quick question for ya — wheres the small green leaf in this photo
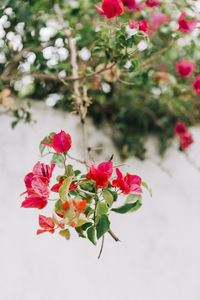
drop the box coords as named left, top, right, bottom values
left=111, top=200, right=142, bottom=214
left=96, top=214, right=110, bottom=240
left=65, top=164, right=74, bottom=176
left=55, top=199, right=63, bottom=214
left=51, top=153, right=65, bottom=168
left=74, top=170, right=81, bottom=176
left=97, top=202, right=108, bottom=216
left=82, top=222, right=93, bottom=231
left=87, top=226, right=96, bottom=245
left=11, top=120, right=18, bottom=129
left=59, top=229, right=70, bottom=240
left=75, top=227, right=86, bottom=238
left=125, top=194, right=142, bottom=204
left=59, top=177, right=72, bottom=202
left=102, top=190, right=113, bottom=207
left=141, top=181, right=152, bottom=197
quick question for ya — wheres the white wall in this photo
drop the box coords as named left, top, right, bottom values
left=1, top=102, right=200, bottom=300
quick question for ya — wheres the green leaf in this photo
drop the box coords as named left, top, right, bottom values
left=11, top=120, right=18, bottom=129
left=39, top=135, right=53, bottom=156
left=141, top=181, right=152, bottom=197
left=49, top=132, right=56, bottom=138
left=59, top=177, right=72, bottom=202
left=102, top=190, right=113, bottom=207
left=75, top=227, right=86, bottom=238
left=59, top=229, right=70, bottom=240
left=125, top=194, right=142, bottom=204
left=87, top=226, right=96, bottom=245
left=82, top=222, right=93, bottom=231
left=97, top=202, right=108, bottom=216
left=65, top=164, right=74, bottom=176
left=111, top=200, right=142, bottom=214
left=55, top=199, right=63, bottom=214
left=51, top=153, right=65, bottom=168
left=96, top=214, right=110, bottom=240
left=74, top=170, right=81, bottom=176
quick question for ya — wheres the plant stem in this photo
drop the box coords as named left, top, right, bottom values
left=108, top=229, right=120, bottom=242
left=98, top=235, right=105, bottom=259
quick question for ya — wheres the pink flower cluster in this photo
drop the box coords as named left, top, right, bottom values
left=86, top=161, right=142, bottom=194
left=21, top=131, right=144, bottom=236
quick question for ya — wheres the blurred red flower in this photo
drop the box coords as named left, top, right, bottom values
left=95, top=0, right=124, bottom=19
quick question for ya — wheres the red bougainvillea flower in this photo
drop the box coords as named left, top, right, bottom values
left=37, top=215, right=55, bottom=235
left=145, top=0, right=160, bottom=7
left=129, top=19, right=148, bottom=34
left=72, top=199, right=87, bottom=212
left=112, top=168, right=142, bottom=195
left=192, top=74, right=200, bottom=95
left=175, top=122, right=187, bottom=135
left=180, top=133, right=194, bottom=151
left=178, top=12, right=197, bottom=33
left=175, top=122, right=194, bottom=151
left=176, top=60, right=196, bottom=78
left=42, top=130, right=71, bottom=153
left=51, top=177, right=77, bottom=193
left=21, top=162, right=54, bottom=209
left=95, top=0, right=124, bottom=19
left=122, top=0, right=135, bottom=10
left=149, top=12, right=170, bottom=30
left=86, top=161, right=113, bottom=188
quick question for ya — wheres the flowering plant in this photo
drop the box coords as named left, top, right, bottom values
left=21, top=130, right=151, bottom=257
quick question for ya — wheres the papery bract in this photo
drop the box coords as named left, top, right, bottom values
left=112, top=168, right=142, bottom=195
left=86, top=161, right=113, bottom=188
left=95, top=0, right=124, bottom=19
left=33, top=161, right=55, bottom=181
left=149, top=12, right=170, bottom=30
left=192, top=74, right=200, bottom=96
left=21, top=195, right=48, bottom=209
left=129, top=19, right=148, bottom=34
left=177, top=60, right=196, bottom=78
left=42, top=130, right=71, bottom=153
left=37, top=215, right=55, bottom=235
left=178, top=12, right=197, bottom=33
left=145, top=0, right=160, bottom=7
left=21, top=162, right=54, bottom=209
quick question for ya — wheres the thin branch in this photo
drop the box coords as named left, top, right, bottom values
left=140, top=39, right=176, bottom=69
left=98, top=235, right=105, bottom=259
left=108, top=229, right=120, bottom=242
left=66, top=153, right=87, bottom=165
left=118, top=78, right=135, bottom=86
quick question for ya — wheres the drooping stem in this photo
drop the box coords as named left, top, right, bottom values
left=98, top=235, right=105, bottom=259
left=108, top=229, right=120, bottom=242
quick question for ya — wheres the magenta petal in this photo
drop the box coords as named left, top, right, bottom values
left=125, top=174, right=142, bottom=186
left=24, top=172, right=34, bottom=189
left=21, top=196, right=47, bottom=209
left=31, top=177, right=49, bottom=198
left=129, top=185, right=143, bottom=194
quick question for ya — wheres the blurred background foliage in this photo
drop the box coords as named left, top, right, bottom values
left=0, top=0, right=200, bottom=159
